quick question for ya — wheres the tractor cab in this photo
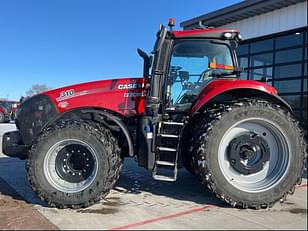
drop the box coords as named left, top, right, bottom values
left=137, top=19, right=243, bottom=180
left=139, top=20, right=242, bottom=117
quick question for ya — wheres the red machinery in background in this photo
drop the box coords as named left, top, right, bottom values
left=0, top=99, right=20, bottom=122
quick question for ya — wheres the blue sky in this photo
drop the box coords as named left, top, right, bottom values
left=0, top=0, right=242, bottom=100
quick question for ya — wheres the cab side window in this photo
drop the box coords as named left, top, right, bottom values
left=167, top=40, right=233, bottom=108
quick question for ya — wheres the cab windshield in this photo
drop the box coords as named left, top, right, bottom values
left=167, top=40, right=235, bottom=106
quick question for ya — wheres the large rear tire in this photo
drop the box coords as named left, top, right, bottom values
left=193, top=98, right=306, bottom=209
left=26, top=120, right=122, bottom=209
left=182, top=115, right=209, bottom=176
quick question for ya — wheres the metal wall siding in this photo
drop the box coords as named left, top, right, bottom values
left=220, top=2, right=307, bottom=40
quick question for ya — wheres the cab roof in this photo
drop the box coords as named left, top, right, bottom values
left=171, top=29, right=240, bottom=39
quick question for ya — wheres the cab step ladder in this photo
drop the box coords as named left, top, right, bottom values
left=152, top=121, right=184, bottom=182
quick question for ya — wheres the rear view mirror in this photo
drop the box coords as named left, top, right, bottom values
left=137, top=48, right=150, bottom=77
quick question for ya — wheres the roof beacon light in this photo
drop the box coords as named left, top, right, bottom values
left=168, top=18, right=175, bottom=31
left=224, top=32, right=232, bottom=39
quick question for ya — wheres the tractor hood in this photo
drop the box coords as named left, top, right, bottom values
left=44, top=77, right=146, bottom=116
left=15, top=77, right=146, bottom=145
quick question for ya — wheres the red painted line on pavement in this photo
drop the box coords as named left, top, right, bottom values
left=110, top=182, right=307, bottom=230
left=296, top=183, right=308, bottom=189
left=109, top=205, right=217, bottom=230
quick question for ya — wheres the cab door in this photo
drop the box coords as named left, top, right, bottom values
left=165, top=39, right=235, bottom=113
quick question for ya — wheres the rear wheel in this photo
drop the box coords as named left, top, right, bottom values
left=182, top=115, right=208, bottom=176
left=27, top=120, right=122, bottom=208
left=193, top=98, right=306, bottom=208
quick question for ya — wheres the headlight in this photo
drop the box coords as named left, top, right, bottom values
left=224, top=32, right=232, bottom=38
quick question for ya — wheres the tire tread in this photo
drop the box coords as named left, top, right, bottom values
left=190, top=98, right=307, bottom=209
left=26, top=119, right=122, bottom=209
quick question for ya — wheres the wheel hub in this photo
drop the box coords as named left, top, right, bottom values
left=55, top=144, right=95, bottom=183
left=227, top=133, right=270, bottom=175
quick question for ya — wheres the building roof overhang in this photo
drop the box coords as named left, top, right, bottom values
left=181, top=0, right=306, bottom=29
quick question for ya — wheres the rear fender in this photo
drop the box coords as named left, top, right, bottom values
left=190, top=80, right=292, bottom=115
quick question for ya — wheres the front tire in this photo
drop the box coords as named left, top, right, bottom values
left=193, top=98, right=306, bottom=209
left=27, top=120, right=122, bottom=208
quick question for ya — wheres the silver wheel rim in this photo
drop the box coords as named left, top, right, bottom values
left=218, top=118, right=290, bottom=193
left=43, top=139, right=98, bottom=193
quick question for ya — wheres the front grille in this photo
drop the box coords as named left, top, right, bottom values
left=17, top=94, right=58, bottom=145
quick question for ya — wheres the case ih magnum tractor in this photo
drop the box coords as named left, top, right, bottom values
left=2, top=20, right=306, bottom=209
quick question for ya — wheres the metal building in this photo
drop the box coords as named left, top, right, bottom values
left=181, top=0, right=307, bottom=129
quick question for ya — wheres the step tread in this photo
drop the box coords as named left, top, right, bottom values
left=156, top=160, right=176, bottom=166
left=159, top=134, right=179, bottom=138
left=161, top=121, right=184, bottom=126
left=157, top=147, right=177, bottom=152
left=152, top=175, right=177, bottom=182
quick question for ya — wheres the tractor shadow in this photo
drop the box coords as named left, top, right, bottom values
left=0, top=156, right=47, bottom=207
left=114, top=158, right=228, bottom=208
left=0, top=155, right=227, bottom=209
left=0, top=155, right=306, bottom=210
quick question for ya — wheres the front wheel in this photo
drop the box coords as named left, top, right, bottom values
left=194, top=98, right=306, bottom=209
left=27, top=120, right=122, bottom=209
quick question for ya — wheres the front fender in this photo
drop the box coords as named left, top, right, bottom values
left=42, top=107, right=135, bottom=157
left=15, top=94, right=59, bottom=145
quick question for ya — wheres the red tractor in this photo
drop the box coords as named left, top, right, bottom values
left=0, top=99, right=19, bottom=122
left=0, top=101, right=11, bottom=123
left=2, top=20, right=306, bottom=209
